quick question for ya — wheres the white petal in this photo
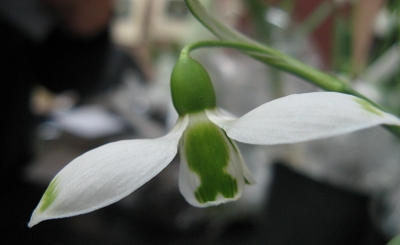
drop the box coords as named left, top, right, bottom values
left=227, top=137, right=257, bottom=185
left=238, top=152, right=257, bottom=185
left=207, top=92, right=400, bottom=145
left=28, top=116, right=188, bottom=227
left=178, top=113, right=247, bottom=207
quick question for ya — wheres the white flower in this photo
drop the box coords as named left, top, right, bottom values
left=28, top=57, right=400, bottom=227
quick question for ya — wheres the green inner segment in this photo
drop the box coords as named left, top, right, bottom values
left=184, top=122, right=238, bottom=203
left=39, top=177, right=60, bottom=212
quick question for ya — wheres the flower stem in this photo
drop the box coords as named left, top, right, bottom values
left=183, top=40, right=376, bottom=106
left=183, top=0, right=400, bottom=138
left=181, top=40, right=400, bottom=138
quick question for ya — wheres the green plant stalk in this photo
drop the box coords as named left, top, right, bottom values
left=183, top=0, right=400, bottom=138
left=184, top=0, right=259, bottom=45
left=183, top=1, right=357, bottom=98
left=184, top=40, right=375, bottom=105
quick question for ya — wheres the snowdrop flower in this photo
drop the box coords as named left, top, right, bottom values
left=28, top=55, right=400, bottom=227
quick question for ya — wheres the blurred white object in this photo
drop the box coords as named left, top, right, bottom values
left=265, top=7, right=290, bottom=29
left=53, top=105, right=125, bottom=139
left=111, top=0, right=148, bottom=47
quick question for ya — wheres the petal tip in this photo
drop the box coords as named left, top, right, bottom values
left=27, top=210, right=42, bottom=228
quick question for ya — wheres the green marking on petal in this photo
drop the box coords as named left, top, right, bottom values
left=39, top=177, right=60, bottom=212
left=354, top=98, right=383, bottom=116
left=184, top=120, right=238, bottom=203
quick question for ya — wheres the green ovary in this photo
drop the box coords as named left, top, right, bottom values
left=184, top=121, right=238, bottom=203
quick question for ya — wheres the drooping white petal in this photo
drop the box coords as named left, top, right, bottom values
left=207, top=92, right=400, bottom=145
left=28, top=116, right=188, bottom=227
left=236, top=148, right=257, bottom=185
left=226, top=136, right=257, bottom=185
left=178, top=112, right=248, bottom=207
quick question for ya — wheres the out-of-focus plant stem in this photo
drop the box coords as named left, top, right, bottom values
left=298, top=0, right=338, bottom=37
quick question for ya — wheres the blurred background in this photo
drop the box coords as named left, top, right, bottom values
left=1, top=0, right=399, bottom=244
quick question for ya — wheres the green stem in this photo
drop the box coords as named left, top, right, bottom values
left=183, top=0, right=400, bottom=138
left=182, top=40, right=400, bottom=138
left=183, top=0, right=367, bottom=101
left=183, top=40, right=378, bottom=107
